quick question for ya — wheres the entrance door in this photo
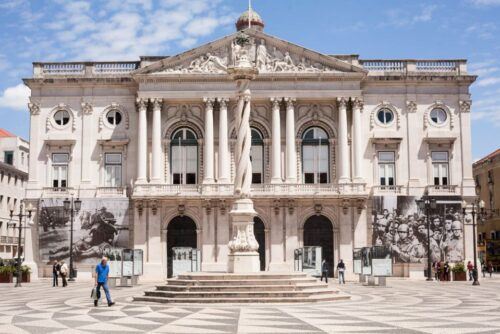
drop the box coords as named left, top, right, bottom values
left=254, top=217, right=266, bottom=271
left=303, top=215, right=334, bottom=276
left=167, top=216, right=197, bottom=278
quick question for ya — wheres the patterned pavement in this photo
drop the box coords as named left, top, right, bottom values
left=0, top=276, right=499, bottom=333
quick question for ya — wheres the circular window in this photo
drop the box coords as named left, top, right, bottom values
left=54, top=110, right=70, bottom=126
left=377, top=108, right=394, bottom=125
left=106, top=110, right=122, bottom=126
left=430, top=108, right=447, bottom=125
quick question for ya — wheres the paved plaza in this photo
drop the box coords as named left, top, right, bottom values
left=0, top=277, right=499, bottom=334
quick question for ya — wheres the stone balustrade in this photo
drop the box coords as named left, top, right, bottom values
left=360, top=59, right=467, bottom=75
left=33, top=62, right=139, bottom=78
left=425, top=184, right=459, bottom=196
left=372, top=185, right=405, bottom=195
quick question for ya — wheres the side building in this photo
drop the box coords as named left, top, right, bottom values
left=474, top=149, right=500, bottom=271
left=0, top=129, right=29, bottom=260
left=23, top=10, right=478, bottom=280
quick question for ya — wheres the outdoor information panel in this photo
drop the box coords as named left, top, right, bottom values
left=172, top=247, right=201, bottom=277
left=371, top=246, right=393, bottom=277
left=294, top=247, right=322, bottom=276
left=361, top=247, right=372, bottom=275
left=122, top=249, right=134, bottom=277
left=133, top=249, right=143, bottom=276
left=104, top=248, right=123, bottom=278
left=353, top=248, right=362, bottom=274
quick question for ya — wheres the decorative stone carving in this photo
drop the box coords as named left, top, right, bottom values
left=352, top=98, right=364, bottom=112
left=136, top=98, right=148, bottom=111
left=288, top=199, right=295, bottom=215
left=81, top=102, right=93, bottom=115
left=459, top=100, right=471, bottom=113
left=228, top=218, right=259, bottom=252
left=28, top=101, right=40, bottom=115
left=406, top=100, right=417, bottom=113
left=150, top=200, right=159, bottom=215
left=178, top=204, right=186, bottom=216
left=136, top=201, right=144, bottom=216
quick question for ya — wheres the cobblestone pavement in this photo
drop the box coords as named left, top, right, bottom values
left=1, top=276, right=500, bottom=333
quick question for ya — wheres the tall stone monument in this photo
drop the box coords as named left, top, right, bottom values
left=227, top=33, right=260, bottom=273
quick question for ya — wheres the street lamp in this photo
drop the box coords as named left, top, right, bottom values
left=8, top=201, right=33, bottom=287
left=63, top=197, right=81, bottom=282
left=416, top=197, right=437, bottom=281
left=461, top=199, right=484, bottom=286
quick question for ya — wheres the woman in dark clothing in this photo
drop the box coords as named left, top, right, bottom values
left=443, top=262, right=450, bottom=281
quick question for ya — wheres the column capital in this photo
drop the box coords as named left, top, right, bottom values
left=203, top=97, right=215, bottom=107
left=285, top=97, right=296, bottom=109
left=150, top=98, right=163, bottom=111
left=136, top=97, right=148, bottom=111
left=218, top=98, right=229, bottom=108
left=81, top=102, right=93, bottom=115
left=337, top=97, right=348, bottom=109
left=459, top=100, right=472, bottom=113
left=352, top=97, right=364, bottom=111
left=270, top=97, right=281, bottom=109
left=406, top=100, right=418, bottom=113
left=28, top=101, right=41, bottom=115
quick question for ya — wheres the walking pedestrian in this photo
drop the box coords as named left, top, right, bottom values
left=337, top=259, right=346, bottom=284
left=320, top=259, right=329, bottom=283
left=443, top=261, right=450, bottom=281
left=467, top=261, right=474, bottom=281
left=60, top=260, right=68, bottom=287
left=482, top=261, right=487, bottom=278
left=487, top=261, right=494, bottom=278
left=434, top=261, right=441, bottom=281
left=94, top=257, right=115, bottom=307
left=52, top=260, right=60, bottom=287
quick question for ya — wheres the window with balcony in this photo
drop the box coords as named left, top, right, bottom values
left=302, top=127, right=329, bottom=184
left=4, top=151, right=13, bottom=165
left=171, top=128, right=198, bottom=185
left=251, top=128, right=264, bottom=184
left=432, top=151, right=449, bottom=186
left=104, top=153, right=122, bottom=187
left=52, top=153, right=69, bottom=188
left=378, top=151, right=395, bottom=187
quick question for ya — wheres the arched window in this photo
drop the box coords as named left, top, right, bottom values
left=171, top=128, right=198, bottom=185
left=302, top=127, right=329, bottom=184
left=251, top=128, right=264, bottom=184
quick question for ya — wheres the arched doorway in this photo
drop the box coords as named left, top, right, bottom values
left=166, top=216, right=197, bottom=278
left=254, top=217, right=266, bottom=271
left=303, top=215, right=334, bottom=276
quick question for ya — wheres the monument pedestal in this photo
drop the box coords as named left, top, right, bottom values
left=227, top=198, right=261, bottom=273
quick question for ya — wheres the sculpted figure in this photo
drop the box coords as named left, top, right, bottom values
left=256, top=39, right=269, bottom=71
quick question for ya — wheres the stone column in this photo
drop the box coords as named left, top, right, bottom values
left=151, top=98, right=163, bottom=183
left=285, top=98, right=297, bottom=183
left=136, top=98, right=148, bottom=184
left=338, top=97, right=350, bottom=183
left=218, top=99, right=231, bottom=183
left=80, top=102, right=93, bottom=185
left=203, top=98, right=215, bottom=184
left=352, top=98, right=364, bottom=182
left=271, top=98, right=282, bottom=183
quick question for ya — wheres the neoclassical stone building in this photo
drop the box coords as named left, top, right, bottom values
left=24, top=10, right=477, bottom=280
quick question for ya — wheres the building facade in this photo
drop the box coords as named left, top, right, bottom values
left=474, top=149, right=500, bottom=270
left=0, top=129, right=29, bottom=260
left=24, top=11, right=478, bottom=280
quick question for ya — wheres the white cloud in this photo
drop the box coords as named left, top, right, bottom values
left=382, top=5, right=438, bottom=27
left=0, top=0, right=26, bottom=9
left=476, top=77, right=500, bottom=86
left=0, top=84, right=30, bottom=111
left=466, top=23, right=497, bottom=39
left=469, top=0, right=500, bottom=5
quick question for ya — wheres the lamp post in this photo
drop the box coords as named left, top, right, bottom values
left=63, top=197, right=82, bottom=282
left=416, top=197, right=437, bottom=281
left=8, top=202, right=33, bottom=287
left=461, top=199, right=484, bottom=286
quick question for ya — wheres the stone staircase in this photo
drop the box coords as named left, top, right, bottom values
left=134, top=272, right=349, bottom=304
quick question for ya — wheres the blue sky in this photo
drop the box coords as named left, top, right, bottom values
left=0, top=0, right=499, bottom=160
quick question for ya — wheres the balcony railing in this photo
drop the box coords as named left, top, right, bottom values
left=42, top=187, right=75, bottom=198
left=372, top=185, right=404, bottom=195
left=96, top=187, right=127, bottom=197
left=360, top=59, right=466, bottom=75
left=425, top=185, right=459, bottom=196
left=133, top=183, right=368, bottom=198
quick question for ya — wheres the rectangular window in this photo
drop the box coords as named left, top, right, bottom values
left=432, top=151, right=449, bottom=186
left=4, top=151, right=13, bottom=165
left=378, top=151, right=395, bottom=187
left=171, top=144, right=198, bottom=185
left=52, top=153, right=69, bottom=189
left=303, top=145, right=329, bottom=184
left=104, top=153, right=122, bottom=187
left=251, top=145, right=263, bottom=184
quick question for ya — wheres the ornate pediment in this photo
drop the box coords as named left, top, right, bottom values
left=134, top=30, right=366, bottom=77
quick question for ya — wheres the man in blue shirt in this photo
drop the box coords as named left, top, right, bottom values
left=94, top=257, right=115, bottom=307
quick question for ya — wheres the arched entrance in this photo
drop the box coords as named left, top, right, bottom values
left=166, top=216, right=197, bottom=278
left=254, top=217, right=266, bottom=271
left=303, top=215, right=334, bottom=276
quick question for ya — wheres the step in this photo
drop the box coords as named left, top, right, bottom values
left=156, top=283, right=329, bottom=292
left=134, top=294, right=350, bottom=304
left=177, top=273, right=308, bottom=280
left=166, top=278, right=319, bottom=286
left=144, top=289, right=336, bottom=299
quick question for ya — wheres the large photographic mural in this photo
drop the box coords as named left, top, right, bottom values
left=371, top=196, right=464, bottom=263
left=38, top=198, right=130, bottom=265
